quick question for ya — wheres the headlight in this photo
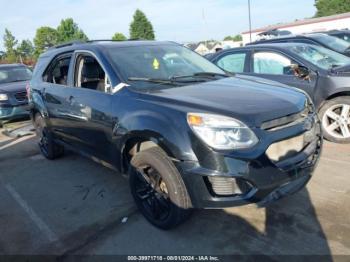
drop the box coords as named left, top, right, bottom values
left=187, top=113, right=258, bottom=150
left=0, top=94, right=8, bottom=101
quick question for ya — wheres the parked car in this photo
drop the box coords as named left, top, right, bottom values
left=0, top=64, right=32, bottom=127
left=29, top=40, right=322, bottom=229
left=324, top=30, right=350, bottom=43
left=209, top=43, right=350, bottom=143
left=249, top=33, right=350, bottom=57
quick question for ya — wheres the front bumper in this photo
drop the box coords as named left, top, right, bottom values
left=0, top=104, right=29, bottom=121
left=176, top=114, right=322, bottom=209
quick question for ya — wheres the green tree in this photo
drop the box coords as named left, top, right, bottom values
left=315, top=0, right=350, bottom=17
left=3, top=29, right=18, bottom=62
left=33, top=27, right=59, bottom=56
left=17, top=40, right=34, bottom=59
left=129, top=9, right=155, bottom=40
left=112, top=32, right=127, bottom=41
left=56, top=18, right=88, bottom=43
left=0, top=51, right=5, bottom=62
left=223, top=34, right=242, bottom=41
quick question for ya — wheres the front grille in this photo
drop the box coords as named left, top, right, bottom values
left=266, top=134, right=305, bottom=162
left=266, top=121, right=318, bottom=163
left=261, top=100, right=314, bottom=131
left=14, top=91, right=27, bottom=102
left=261, top=107, right=309, bottom=131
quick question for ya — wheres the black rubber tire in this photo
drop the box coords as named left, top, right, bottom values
left=319, top=96, right=350, bottom=144
left=34, top=113, right=64, bottom=159
left=0, top=121, right=3, bottom=128
left=129, top=147, right=192, bottom=230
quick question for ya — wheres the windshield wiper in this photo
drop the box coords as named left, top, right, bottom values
left=170, top=72, right=230, bottom=81
left=128, top=76, right=207, bottom=85
left=10, top=79, right=29, bottom=83
left=128, top=77, right=176, bottom=85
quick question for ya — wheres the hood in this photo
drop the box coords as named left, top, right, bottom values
left=0, top=81, right=28, bottom=93
left=137, top=77, right=307, bottom=127
left=331, top=64, right=350, bottom=75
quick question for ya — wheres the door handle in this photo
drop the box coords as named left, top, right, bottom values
left=67, top=95, right=74, bottom=103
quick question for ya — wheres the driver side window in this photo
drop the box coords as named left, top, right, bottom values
left=74, top=54, right=109, bottom=93
left=253, top=51, right=294, bottom=75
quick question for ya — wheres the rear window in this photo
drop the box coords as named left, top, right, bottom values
left=42, top=54, right=72, bottom=85
left=0, top=66, right=32, bottom=84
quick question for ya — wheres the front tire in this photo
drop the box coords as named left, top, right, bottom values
left=33, top=113, right=64, bottom=159
left=319, top=97, right=350, bottom=144
left=129, top=147, right=192, bottom=230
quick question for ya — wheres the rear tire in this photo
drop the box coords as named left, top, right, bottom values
left=319, top=97, right=350, bottom=144
left=33, top=113, right=64, bottom=159
left=129, top=147, right=192, bottom=230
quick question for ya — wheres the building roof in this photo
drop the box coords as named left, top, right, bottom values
left=242, top=12, right=350, bottom=34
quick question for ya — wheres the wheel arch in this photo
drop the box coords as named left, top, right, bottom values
left=120, top=134, right=181, bottom=174
left=318, top=90, right=350, bottom=111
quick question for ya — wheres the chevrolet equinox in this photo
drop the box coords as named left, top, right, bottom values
left=29, top=40, right=322, bottom=229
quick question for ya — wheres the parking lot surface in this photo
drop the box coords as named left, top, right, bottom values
left=0, top=120, right=349, bottom=258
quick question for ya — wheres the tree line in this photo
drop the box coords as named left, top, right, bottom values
left=0, top=9, right=155, bottom=65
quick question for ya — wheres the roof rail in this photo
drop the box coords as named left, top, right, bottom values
left=48, top=39, right=149, bottom=50
left=49, top=40, right=86, bottom=50
left=86, top=39, right=144, bottom=43
left=86, top=39, right=119, bottom=43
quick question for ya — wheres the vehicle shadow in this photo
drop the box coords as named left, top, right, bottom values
left=181, top=188, right=332, bottom=258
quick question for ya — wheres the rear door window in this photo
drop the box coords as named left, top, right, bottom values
left=43, top=54, right=72, bottom=85
left=216, top=52, right=247, bottom=73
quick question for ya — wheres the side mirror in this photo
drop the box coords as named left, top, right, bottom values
left=290, top=64, right=311, bottom=80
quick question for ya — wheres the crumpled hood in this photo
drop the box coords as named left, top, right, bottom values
left=138, top=77, right=307, bottom=127
left=331, top=64, right=350, bottom=75
left=0, top=81, right=28, bottom=93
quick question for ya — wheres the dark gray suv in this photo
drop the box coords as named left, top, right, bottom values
left=29, top=40, right=322, bottom=229
left=209, top=43, right=350, bottom=143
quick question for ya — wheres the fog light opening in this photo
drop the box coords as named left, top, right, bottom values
left=206, top=176, right=253, bottom=197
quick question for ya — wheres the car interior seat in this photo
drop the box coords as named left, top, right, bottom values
left=81, top=61, right=105, bottom=92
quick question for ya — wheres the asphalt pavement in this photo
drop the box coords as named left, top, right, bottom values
left=0, top=120, right=349, bottom=259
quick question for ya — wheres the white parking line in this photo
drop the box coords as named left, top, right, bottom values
left=0, top=135, right=34, bottom=151
left=5, top=184, right=63, bottom=248
left=321, top=157, right=350, bottom=165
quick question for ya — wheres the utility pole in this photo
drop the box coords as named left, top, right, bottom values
left=248, top=0, right=252, bottom=43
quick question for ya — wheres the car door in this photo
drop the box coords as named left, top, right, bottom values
left=40, top=52, right=76, bottom=137
left=249, top=49, right=317, bottom=98
left=62, top=51, right=116, bottom=163
left=213, top=50, right=250, bottom=75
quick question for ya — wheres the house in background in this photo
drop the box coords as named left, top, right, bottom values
left=241, top=12, right=350, bottom=45
left=185, top=40, right=243, bottom=55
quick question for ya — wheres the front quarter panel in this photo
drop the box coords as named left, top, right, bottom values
left=29, top=79, right=49, bottom=121
left=316, top=74, right=350, bottom=107
left=113, top=91, right=197, bottom=162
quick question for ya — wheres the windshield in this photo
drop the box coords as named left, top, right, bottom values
left=105, top=43, right=225, bottom=89
left=289, top=44, right=350, bottom=70
left=0, top=66, right=32, bottom=84
left=309, top=34, right=350, bottom=53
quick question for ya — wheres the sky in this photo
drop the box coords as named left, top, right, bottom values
left=0, top=0, right=316, bottom=50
